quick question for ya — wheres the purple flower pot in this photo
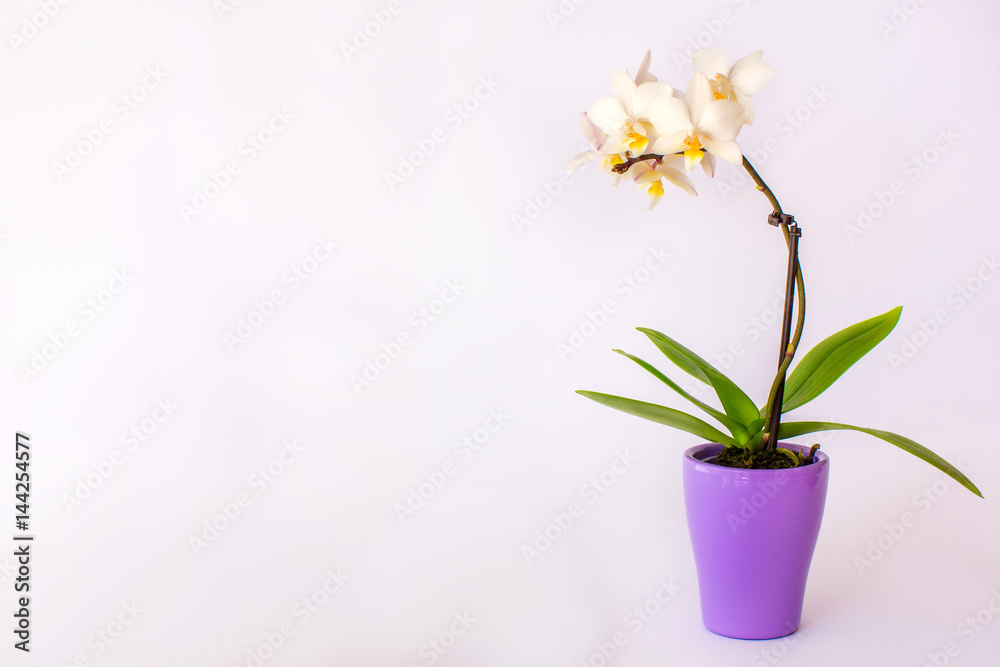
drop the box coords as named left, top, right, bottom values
left=682, top=442, right=829, bottom=639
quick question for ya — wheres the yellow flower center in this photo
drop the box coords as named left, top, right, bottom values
left=625, top=122, right=649, bottom=155
left=682, top=135, right=704, bottom=171
left=711, top=73, right=732, bottom=100
left=602, top=153, right=625, bottom=170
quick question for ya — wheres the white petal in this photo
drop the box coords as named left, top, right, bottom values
left=658, top=166, right=698, bottom=197
left=650, top=131, right=688, bottom=156
left=611, top=70, right=637, bottom=115
left=567, top=150, right=599, bottom=173
left=635, top=50, right=653, bottom=84
left=644, top=96, right=692, bottom=136
left=579, top=112, right=607, bottom=149
left=698, top=100, right=745, bottom=141
left=603, top=135, right=631, bottom=155
left=587, top=97, right=628, bottom=136
left=632, top=81, right=673, bottom=118
left=734, top=92, right=755, bottom=125
left=700, top=152, right=716, bottom=178
left=684, top=73, right=713, bottom=127
left=700, top=137, right=743, bottom=165
left=659, top=153, right=685, bottom=169
left=728, top=51, right=775, bottom=95
left=691, top=48, right=730, bottom=78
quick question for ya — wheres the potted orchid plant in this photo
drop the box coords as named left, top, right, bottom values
left=571, top=48, right=982, bottom=640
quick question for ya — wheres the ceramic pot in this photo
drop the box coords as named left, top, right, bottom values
left=682, top=442, right=829, bottom=639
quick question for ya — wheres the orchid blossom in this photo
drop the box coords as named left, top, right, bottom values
left=571, top=50, right=764, bottom=206
left=585, top=63, right=673, bottom=158
left=646, top=74, right=746, bottom=171
left=691, top=48, right=775, bottom=125
left=631, top=155, right=696, bottom=210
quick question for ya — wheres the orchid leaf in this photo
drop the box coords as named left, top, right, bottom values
left=782, top=307, right=902, bottom=413
left=576, top=391, right=736, bottom=446
left=612, top=349, right=750, bottom=443
left=637, top=328, right=760, bottom=428
left=777, top=421, right=982, bottom=497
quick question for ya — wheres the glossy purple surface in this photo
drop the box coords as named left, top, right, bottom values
left=682, top=442, right=830, bottom=639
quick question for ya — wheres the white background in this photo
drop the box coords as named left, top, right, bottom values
left=2, top=0, right=1000, bottom=665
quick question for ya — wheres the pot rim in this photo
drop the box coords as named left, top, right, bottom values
left=684, top=442, right=829, bottom=476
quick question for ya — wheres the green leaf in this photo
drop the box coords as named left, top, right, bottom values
left=782, top=307, right=902, bottom=413
left=637, top=328, right=760, bottom=427
left=612, top=349, right=749, bottom=442
left=576, top=391, right=735, bottom=446
left=777, top=421, right=982, bottom=498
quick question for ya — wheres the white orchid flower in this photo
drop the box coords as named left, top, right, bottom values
left=631, top=155, right=697, bottom=210
left=691, top=48, right=775, bottom=125
left=645, top=74, right=746, bottom=171
left=587, top=68, right=673, bottom=158
left=569, top=52, right=671, bottom=177
left=566, top=113, right=646, bottom=187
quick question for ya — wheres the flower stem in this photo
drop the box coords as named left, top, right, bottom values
left=610, top=151, right=806, bottom=449
left=741, top=156, right=783, bottom=214
left=611, top=153, right=662, bottom=173
left=741, top=157, right=807, bottom=450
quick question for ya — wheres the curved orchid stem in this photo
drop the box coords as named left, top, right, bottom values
left=742, top=156, right=807, bottom=450
left=612, top=151, right=807, bottom=450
